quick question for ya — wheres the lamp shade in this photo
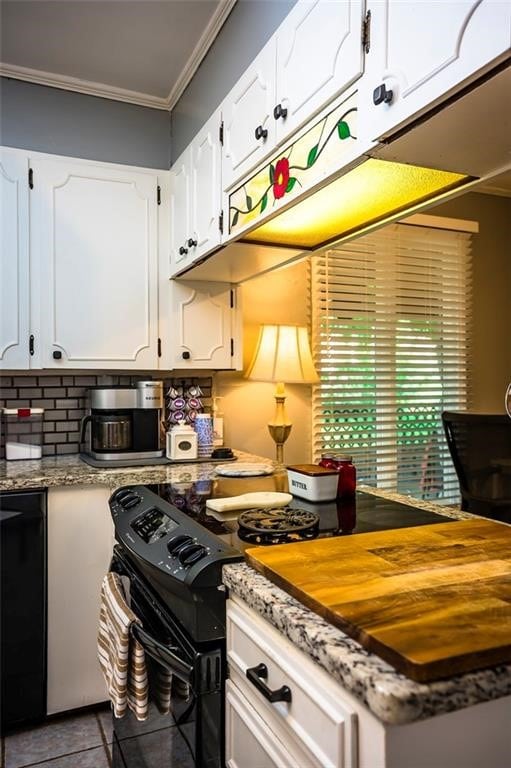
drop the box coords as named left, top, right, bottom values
left=246, top=325, right=319, bottom=384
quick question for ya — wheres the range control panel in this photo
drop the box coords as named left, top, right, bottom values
left=109, top=485, right=242, bottom=587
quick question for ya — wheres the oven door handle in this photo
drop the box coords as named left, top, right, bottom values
left=131, top=623, right=194, bottom=685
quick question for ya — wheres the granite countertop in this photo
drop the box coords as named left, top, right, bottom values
left=0, top=450, right=274, bottom=492
left=223, top=486, right=511, bottom=727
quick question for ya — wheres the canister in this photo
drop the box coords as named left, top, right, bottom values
left=3, top=407, right=44, bottom=460
left=286, top=463, right=339, bottom=501
left=195, top=413, right=214, bottom=458
left=166, top=424, right=198, bottom=461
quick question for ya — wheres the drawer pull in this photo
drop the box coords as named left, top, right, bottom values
left=246, top=663, right=291, bottom=703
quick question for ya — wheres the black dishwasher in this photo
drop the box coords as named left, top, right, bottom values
left=0, top=489, right=47, bottom=733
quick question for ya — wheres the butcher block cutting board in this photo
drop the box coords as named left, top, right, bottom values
left=245, top=519, right=511, bottom=682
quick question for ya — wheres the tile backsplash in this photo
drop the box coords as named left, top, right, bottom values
left=0, top=374, right=212, bottom=459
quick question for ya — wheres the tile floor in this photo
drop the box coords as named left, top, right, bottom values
left=1, top=705, right=113, bottom=768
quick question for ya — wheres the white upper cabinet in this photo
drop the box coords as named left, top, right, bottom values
left=222, top=39, right=276, bottom=192
left=166, top=280, right=241, bottom=370
left=0, top=149, right=30, bottom=369
left=170, top=110, right=222, bottom=276
left=221, top=0, right=365, bottom=195
left=366, top=0, right=511, bottom=140
left=275, top=0, right=365, bottom=142
left=32, top=157, right=160, bottom=369
left=169, top=147, right=192, bottom=270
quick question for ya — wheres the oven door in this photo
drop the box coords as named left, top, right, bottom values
left=110, top=549, right=224, bottom=768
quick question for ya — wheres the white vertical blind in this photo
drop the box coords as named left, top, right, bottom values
left=311, top=223, right=472, bottom=502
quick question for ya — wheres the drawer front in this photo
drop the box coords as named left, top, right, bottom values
left=227, top=597, right=357, bottom=768
left=226, top=680, right=312, bottom=768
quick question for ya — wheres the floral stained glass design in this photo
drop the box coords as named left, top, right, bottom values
left=229, top=91, right=358, bottom=235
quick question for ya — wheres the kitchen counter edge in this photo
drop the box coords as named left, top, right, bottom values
left=0, top=451, right=273, bottom=492
left=223, top=488, right=511, bottom=726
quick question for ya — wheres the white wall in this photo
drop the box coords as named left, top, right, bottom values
left=426, top=191, right=511, bottom=411
left=217, top=190, right=511, bottom=463
left=216, top=258, right=313, bottom=464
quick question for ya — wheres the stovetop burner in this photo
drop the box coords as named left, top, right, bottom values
left=237, top=506, right=320, bottom=545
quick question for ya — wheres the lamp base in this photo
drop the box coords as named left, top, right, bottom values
left=268, top=423, right=292, bottom=465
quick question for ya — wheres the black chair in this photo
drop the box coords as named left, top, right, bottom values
left=442, top=411, right=511, bottom=521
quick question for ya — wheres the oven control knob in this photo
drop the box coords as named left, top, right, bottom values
left=167, top=534, right=193, bottom=555
left=112, top=488, right=134, bottom=503
left=120, top=494, right=141, bottom=509
left=178, top=544, right=207, bottom=567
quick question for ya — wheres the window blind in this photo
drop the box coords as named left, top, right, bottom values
left=311, top=223, right=472, bottom=503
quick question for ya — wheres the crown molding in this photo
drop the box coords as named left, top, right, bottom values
left=165, top=0, right=237, bottom=110
left=0, top=0, right=237, bottom=112
left=0, top=62, right=170, bottom=110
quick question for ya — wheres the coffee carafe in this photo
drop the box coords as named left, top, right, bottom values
left=80, top=381, right=164, bottom=465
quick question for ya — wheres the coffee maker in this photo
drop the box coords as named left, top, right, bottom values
left=80, top=381, right=165, bottom=466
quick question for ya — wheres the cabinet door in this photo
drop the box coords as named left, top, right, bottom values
left=367, top=0, right=511, bottom=140
left=170, top=147, right=192, bottom=273
left=222, top=38, right=276, bottom=192
left=33, top=158, right=159, bottom=369
left=190, top=111, right=222, bottom=262
left=275, top=0, right=365, bottom=142
left=168, top=281, right=236, bottom=369
left=226, top=681, right=305, bottom=768
left=0, top=149, right=30, bottom=369
left=47, top=485, right=113, bottom=714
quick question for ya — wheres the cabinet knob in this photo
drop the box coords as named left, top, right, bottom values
left=254, top=125, right=268, bottom=141
left=52, top=350, right=62, bottom=360
left=182, top=351, right=191, bottom=360
left=373, top=84, right=393, bottom=106
left=179, top=246, right=188, bottom=256
left=187, top=238, right=198, bottom=248
left=273, top=103, right=287, bottom=121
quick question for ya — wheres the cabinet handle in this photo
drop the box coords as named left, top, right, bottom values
left=273, top=103, right=287, bottom=121
left=52, top=350, right=63, bottom=360
left=246, top=663, right=291, bottom=703
left=254, top=125, right=268, bottom=141
left=179, top=246, right=188, bottom=256
left=187, top=238, right=198, bottom=248
left=182, top=351, right=191, bottom=360
left=373, top=84, right=393, bottom=106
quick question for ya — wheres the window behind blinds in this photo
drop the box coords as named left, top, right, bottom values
left=311, top=223, right=472, bottom=503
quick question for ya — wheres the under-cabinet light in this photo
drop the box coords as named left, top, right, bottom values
left=242, top=159, right=469, bottom=249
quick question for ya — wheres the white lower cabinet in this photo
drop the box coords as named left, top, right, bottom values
left=227, top=595, right=511, bottom=768
left=47, top=485, right=113, bottom=714
left=226, top=597, right=357, bottom=768
left=226, top=680, right=313, bottom=768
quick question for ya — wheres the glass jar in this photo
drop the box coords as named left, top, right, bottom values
left=318, top=453, right=341, bottom=470
left=3, top=407, right=44, bottom=460
left=319, top=453, right=356, bottom=498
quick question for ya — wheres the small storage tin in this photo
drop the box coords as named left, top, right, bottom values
left=3, top=407, right=44, bottom=460
left=286, top=463, right=339, bottom=502
left=166, top=424, right=198, bottom=461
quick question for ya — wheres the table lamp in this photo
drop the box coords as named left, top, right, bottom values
left=245, top=325, right=319, bottom=464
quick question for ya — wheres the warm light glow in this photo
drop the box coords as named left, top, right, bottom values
left=243, top=159, right=469, bottom=249
left=246, top=325, right=319, bottom=384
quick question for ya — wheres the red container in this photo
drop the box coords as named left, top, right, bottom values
left=319, top=454, right=356, bottom=498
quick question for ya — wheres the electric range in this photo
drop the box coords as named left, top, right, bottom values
left=108, top=476, right=451, bottom=768
left=150, top=473, right=452, bottom=552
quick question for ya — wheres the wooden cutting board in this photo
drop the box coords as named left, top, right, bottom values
left=245, top=519, right=511, bottom=682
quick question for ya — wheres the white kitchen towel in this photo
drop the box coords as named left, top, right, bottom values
left=97, top=572, right=149, bottom=721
